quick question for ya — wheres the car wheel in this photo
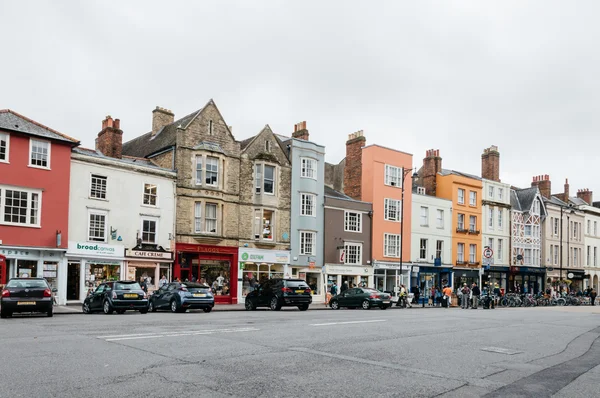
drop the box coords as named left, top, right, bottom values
left=116, top=309, right=125, bottom=314
left=103, top=300, right=114, bottom=314
left=330, top=300, right=340, bottom=310
left=0, top=310, right=8, bottom=319
left=139, top=309, right=148, bottom=314
left=82, top=302, right=91, bottom=314
left=170, top=299, right=179, bottom=313
left=380, top=304, right=388, bottom=310
left=47, top=309, right=54, bottom=317
left=203, top=307, right=212, bottom=313
left=298, top=304, right=309, bottom=311
left=362, top=300, right=371, bottom=310
left=270, top=297, right=281, bottom=311
left=245, top=299, right=256, bottom=311
left=149, top=301, right=157, bottom=312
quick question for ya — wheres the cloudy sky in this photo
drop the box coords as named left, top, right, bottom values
left=2, top=1, right=599, bottom=196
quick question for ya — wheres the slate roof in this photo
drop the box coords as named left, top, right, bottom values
left=544, top=195, right=568, bottom=207
left=0, top=109, right=80, bottom=145
left=439, top=169, right=481, bottom=180
left=569, top=197, right=588, bottom=206
left=325, top=185, right=353, bottom=200
left=511, top=186, right=539, bottom=212
left=73, top=147, right=174, bottom=171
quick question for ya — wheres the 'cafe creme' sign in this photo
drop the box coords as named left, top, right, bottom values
left=126, top=249, right=173, bottom=260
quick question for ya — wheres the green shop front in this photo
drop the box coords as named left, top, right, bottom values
left=238, top=248, right=290, bottom=303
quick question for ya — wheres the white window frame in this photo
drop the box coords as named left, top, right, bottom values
left=469, top=244, right=476, bottom=263
left=195, top=155, right=203, bottom=185
left=469, top=215, right=477, bottom=231
left=594, top=246, right=598, bottom=267
left=457, top=189, right=465, bottom=204
left=143, top=183, right=158, bottom=207
left=436, top=209, right=444, bottom=228
left=384, top=198, right=401, bottom=222
left=205, top=156, right=219, bottom=187
left=204, top=203, right=218, bottom=234
left=498, top=209, right=503, bottom=229
left=384, top=233, right=400, bottom=258
left=140, top=217, right=159, bottom=244
left=417, top=187, right=426, bottom=195
left=0, top=186, right=42, bottom=228
left=384, top=165, right=401, bottom=187
left=554, top=245, right=559, bottom=265
left=254, top=208, right=275, bottom=241
left=255, top=163, right=276, bottom=195
left=587, top=246, right=591, bottom=266
left=0, top=132, right=9, bottom=163
left=89, top=174, right=108, bottom=200
left=553, top=218, right=559, bottom=236
left=344, top=211, right=362, bottom=232
left=300, top=193, right=316, bottom=217
left=457, top=213, right=465, bottom=230
left=497, top=239, right=503, bottom=260
left=87, top=209, right=107, bottom=243
left=344, top=242, right=362, bottom=265
left=194, top=202, right=202, bottom=233
left=457, top=243, right=465, bottom=263
left=524, top=248, right=532, bottom=265
left=299, top=231, right=316, bottom=255
left=469, top=191, right=477, bottom=206
left=420, top=206, right=429, bottom=226
left=587, top=220, right=591, bottom=235
left=525, top=225, right=532, bottom=236
left=489, top=186, right=494, bottom=199
left=595, top=221, right=598, bottom=236
left=488, top=207, right=494, bottom=229
left=300, top=157, right=317, bottom=179
left=435, top=240, right=443, bottom=260
left=419, top=239, right=427, bottom=260
left=498, top=188, right=503, bottom=201
left=263, top=164, right=275, bottom=195
left=29, top=138, right=51, bottom=169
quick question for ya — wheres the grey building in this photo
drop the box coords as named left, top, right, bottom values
left=324, top=186, right=373, bottom=293
left=278, top=122, right=326, bottom=301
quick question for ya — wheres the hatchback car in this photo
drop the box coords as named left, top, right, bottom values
left=83, top=281, right=148, bottom=314
left=329, top=287, right=391, bottom=310
left=149, top=282, right=215, bottom=313
left=245, top=278, right=312, bottom=311
left=1, top=278, right=57, bottom=318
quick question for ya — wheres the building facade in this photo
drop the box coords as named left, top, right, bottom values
left=575, top=189, right=600, bottom=291
left=0, top=110, right=79, bottom=304
left=67, top=116, right=176, bottom=303
left=237, top=125, right=292, bottom=303
left=323, top=186, right=373, bottom=292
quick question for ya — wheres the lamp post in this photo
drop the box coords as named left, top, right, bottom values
left=559, top=204, right=574, bottom=293
left=398, top=167, right=417, bottom=305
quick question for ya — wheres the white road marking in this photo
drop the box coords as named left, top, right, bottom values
left=310, top=320, right=387, bottom=326
left=97, top=327, right=259, bottom=341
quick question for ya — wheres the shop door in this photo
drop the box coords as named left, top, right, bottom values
left=67, top=262, right=80, bottom=300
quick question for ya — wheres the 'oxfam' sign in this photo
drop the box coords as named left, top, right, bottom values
left=241, top=252, right=249, bottom=261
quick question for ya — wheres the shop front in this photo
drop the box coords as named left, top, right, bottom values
left=174, top=243, right=238, bottom=304
left=482, top=266, right=508, bottom=292
left=238, top=248, right=290, bottom=303
left=325, top=264, right=374, bottom=293
left=288, top=264, right=324, bottom=303
left=0, top=246, right=67, bottom=304
left=373, top=261, right=411, bottom=296
left=125, top=246, right=174, bottom=293
left=416, top=266, right=453, bottom=300
left=508, top=266, right=546, bottom=294
left=66, top=241, right=125, bottom=303
left=453, top=267, right=481, bottom=291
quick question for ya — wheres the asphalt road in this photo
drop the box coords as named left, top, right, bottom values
left=0, top=306, right=599, bottom=398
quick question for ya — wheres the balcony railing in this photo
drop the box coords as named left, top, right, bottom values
left=468, top=229, right=481, bottom=235
left=456, top=227, right=468, bottom=233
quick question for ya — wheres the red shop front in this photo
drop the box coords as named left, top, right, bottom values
left=174, top=243, right=238, bottom=304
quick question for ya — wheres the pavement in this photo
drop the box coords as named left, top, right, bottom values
left=1, top=305, right=599, bottom=397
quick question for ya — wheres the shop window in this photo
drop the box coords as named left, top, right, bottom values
left=90, top=174, right=107, bottom=199
left=43, top=261, right=58, bottom=291
left=305, top=273, right=320, bottom=295
left=17, top=260, right=37, bottom=278
left=300, top=193, right=316, bottom=216
left=202, top=260, right=230, bottom=296
left=29, top=139, right=50, bottom=168
left=301, top=157, right=317, bottom=179
left=143, top=183, right=158, bottom=206
left=205, top=156, right=219, bottom=186
left=0, top=187, right=41, bottom=227
left=205, top=203, right=217, bottom=233
left=88, top=210, right=107, bottom=242
left=90, top=264, right=120, bottom=285
left=344, top=243, right=362, bottom=265
left=384, top=198, right=400, bottom=221
left=419, top=239, right=427, bottom=259
left=384, top=233, right=400, bottom=257
left=300, top=231, right=316, bottom=255
left=344, top=211, right=361, bottom=232
left=141, top=218, right=158, bottom=244
left=0, top=132, right=9, bottom=162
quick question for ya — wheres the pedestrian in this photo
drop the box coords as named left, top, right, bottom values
left=140, top=277, right=148, bottom=293
left=461, top=283, right=471, bottom=309
left=430, top=286, right=436, bottom=306
left=471, top=283, right=481, bottom=309
left=341, top=281, right=348, bottom=293
left=159, top=274, right=168, bottom=288
left=413, top=286, right=420, bottom=305
left=330, top=281, right=338, bottom=296
left=397, top=284, right=411, bottom=308
left=493, top=283, right=501, bottom=306
left=435, top=287, right=442, bottom=307
left=442, top=285, right=453, bottom=308
left=591, top=288, right=597, bottom=306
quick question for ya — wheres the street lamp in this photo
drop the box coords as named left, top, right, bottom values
left=397, top=167, right=418, bottom=305
left=559, top=203, right=574, bottom=292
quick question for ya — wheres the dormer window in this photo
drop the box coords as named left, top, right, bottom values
left=417, top=187, right=425, bottom=195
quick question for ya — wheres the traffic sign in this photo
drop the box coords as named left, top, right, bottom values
left=483, top=247, right=494, bottom=259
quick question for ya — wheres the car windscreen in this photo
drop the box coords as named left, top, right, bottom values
left=114, top=282, right=142, bottom=291
left=284, top=281, right=310, bottom=289
left=6, top=279, right=48, bottom=289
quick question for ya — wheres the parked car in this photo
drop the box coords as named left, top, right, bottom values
left=1, top=278, right=57, bottom=318
left=245, top=278, right=312, bottom=311
left=82, top=281, right=148, bottom=314
left=330, top=287, right=391, bottom=310
left=149, top=282, right=214, bottom=313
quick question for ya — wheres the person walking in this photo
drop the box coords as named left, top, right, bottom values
left=460, top=283, right=471, bottom=309
left=590, top=288, right=597, bottom=306
left=442, top=285, right=453, bottom=308
left=140, top=277, right=148, bottom=294
left=330, top=281, right=338, bottom=297
left=341, top=281, right=349, bottom=293
left=413, top=286, right=420, bottom=305
left=430, top=286, right=436, bottom=306
left=471, top=283, right=481, bottom=309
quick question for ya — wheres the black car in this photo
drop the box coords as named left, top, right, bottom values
left=149, top=282, right=215, bottom=313
left=245, top=278, right=312, bottom=311
left=1, top=278, right=57, bottom=318
left=83, top=281, right=148, bottom=314
left=329, top=288, right=391, bottom=310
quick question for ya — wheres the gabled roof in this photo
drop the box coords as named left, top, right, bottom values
left=0, top=109, right=80, bottom=145
left=240, top=125, right=290, bottom=164
left=511, top=186, right=539, bottom=212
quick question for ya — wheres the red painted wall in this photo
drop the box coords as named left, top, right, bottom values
left=0, top=132, right=71, bottom=249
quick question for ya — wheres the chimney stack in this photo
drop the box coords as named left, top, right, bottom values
left=531, top=174, right=551, bottom=199
left=343, top=130, right=366, bottom=200
left=292, top=121, right=309, bottom=141
left=422, top=149, right=442, bottom=196
left=481, top=145, right=500, bottom=182
left=96, top=115, right=123, bottom=159
left=152, top=106, right=174, bottom=137
left=577, top=189, right=593, bottom=205
left=564, top=178, right=570, bottom=201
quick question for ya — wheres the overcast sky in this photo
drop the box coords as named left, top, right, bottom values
left=2, top=1, right=599, bottom=197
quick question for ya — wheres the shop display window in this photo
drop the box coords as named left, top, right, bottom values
left=17, top=260, right=37, bottom=278
left=89, top=264, right=120, bottom=286
left=241, top=264, right=284, bottom=297
left=202, top=260, right=231, bottom=296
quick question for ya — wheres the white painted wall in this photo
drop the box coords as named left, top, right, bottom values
left=582, top=205, right=600, bottom=290
left=482, top=179, right=511, bottom=266
left=411, top=193, right=453, bottom=265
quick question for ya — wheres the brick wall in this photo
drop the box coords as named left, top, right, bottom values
left=481, top=146, right=500, bottom=182
left=422, top=149, right=442, bottom=196
left=96, top=116, right=123, bottom=159
left=344, top=132, right=365, bottom=200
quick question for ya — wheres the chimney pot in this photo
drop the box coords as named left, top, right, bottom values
left=96, top=114, right=123, bottom=159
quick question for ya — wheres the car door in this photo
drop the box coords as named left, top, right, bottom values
left=152, top=284, right=169, bottom=308
left=346, top=288, right=361, bottom=307
left=90, top=284, right=106, bottom=311
left=257, top=281, right=272, bottom=307
left=337, top=289, right=353, bottom=307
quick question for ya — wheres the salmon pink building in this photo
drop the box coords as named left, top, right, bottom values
left=0, top=110, right=79, bottom=300
left=342, top=131, right=414, bottom=292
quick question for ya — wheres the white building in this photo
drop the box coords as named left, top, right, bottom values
left=572, top=190, right=600, bottom=291
left=411, top=187, right=453, bottom=293
left=481, top=178, right=511, bottom=288
left=65, top=116, right=176, bottom=303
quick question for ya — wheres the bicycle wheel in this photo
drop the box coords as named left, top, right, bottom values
left=557, top=298, right=566, bottom=306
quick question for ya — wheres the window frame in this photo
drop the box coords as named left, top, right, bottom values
left=142, top=183, right=158, bottom=207
left=498, top=188, right=503, bottom=201
left=0, top=186, right=43, bottom=228
left=384, top=233, right=400, bottom=258
left=194, top=202, right=202, bottom=233
left=205, top=156, right=219, bottom=187
left=497, top=239, right=503, bottom=260
left=300, top=157, right=317, bottom=180
left=384, top=198, right=401, bottom=222
left=28, top=138, right=51, bottom=169
left=89, top=174, right=108, bottom=200
left=489, top=186, right=494, bottom=198
left=469, top=244, right=476, bottom=263
left=384, top=164, right=402, bottom=187
left=469, top=191, right=477, bottom=206
left=419, top=238, right=427, bottom=260
left=299, top=231, right=316, bottom=255
left=300, top=193, right=316, bottom=217
left=457, top=243, right=465, bottom=262
left=469, top=215, right=477, bottom=231
left=344, top=211, right=362, bottom=233
left=0, top=132, right=9, bottom=163
left=435, top=240, right=443, bottom=260
left=488, top=207, right=494, bottom=229
left=436, top=209, right=444, bottom=228
left=204, top=203, right=218, bottom=234
left=457, top=189, right=465, bottom=205
left=140, top=216, right=159, bottom=244
left=420, top=206, right=429, bottom=227
left=254, top=208, right=275, bottom=241
left=498, top=209, right=503, bottom=229
left=263, top=164, right=275, bottom=195
left=553, top=218, right=559, bottom=236
left=457, top=213, right=465, bottom=230
left=195, top=155, right=203, bottom=185
left=344, top=242, right=362, bottom=265
left=87, top=209, right=108, bottom=243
